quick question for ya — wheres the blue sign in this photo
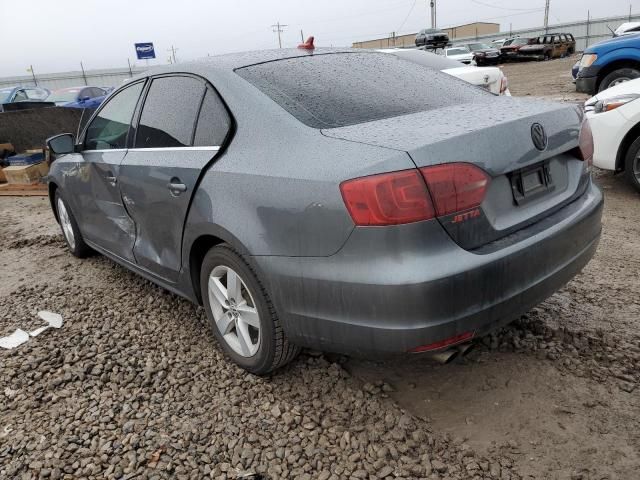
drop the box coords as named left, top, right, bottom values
left=135, top=42, right=156, bottom=60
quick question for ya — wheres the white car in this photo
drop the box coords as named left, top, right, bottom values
left=614, top=22, right=640, bottom=36
left=585, top=77, right=640, bottom=191
left=380, top=48, right=510, bottom=96
left=443, top=46, right=474, bottom=65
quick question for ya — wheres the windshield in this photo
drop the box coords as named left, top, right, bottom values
left=469, top=43, right=493, bottom=50
left=0, top=89, right=14, bottom=102
left=48, top=89, right=81, bottom=102
left=236, top=52, right=489, bottom=129
left=447, top=48, right=469, bottom=55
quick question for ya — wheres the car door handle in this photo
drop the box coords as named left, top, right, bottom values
left=167, top=180, right=187, bottom=196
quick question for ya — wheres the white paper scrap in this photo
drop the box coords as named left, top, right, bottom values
left=0, top=329, right=30, bottom=349
left=29, top=326, right=50, bottom=337
left=38, top=311, right=63, bottom=328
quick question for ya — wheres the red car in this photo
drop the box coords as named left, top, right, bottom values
left=500, top=37, right=533, bottom=60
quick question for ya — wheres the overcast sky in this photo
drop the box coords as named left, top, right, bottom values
left=1, top=0, right=636, bottom=76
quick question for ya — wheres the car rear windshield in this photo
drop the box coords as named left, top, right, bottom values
left=236, top=52, right=489, bottom=129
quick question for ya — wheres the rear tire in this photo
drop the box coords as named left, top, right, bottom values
left=200, top=244, right=299, bottom=375
left=54, top=190, right=92, bottom=258
left=599, top=68, right=640, bottom=92
left=623, top=136, right=640, bottom=193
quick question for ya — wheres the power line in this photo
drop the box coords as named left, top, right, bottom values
left=271, top=22, right=288, bottom=48
left=396, top=0, right=418, bottom=33
left=470, top=0, right=545, bottom=12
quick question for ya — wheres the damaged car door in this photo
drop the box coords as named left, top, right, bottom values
left=118, top=75, right=231, bottom=282
left=77, top=80, right=145, bottom=261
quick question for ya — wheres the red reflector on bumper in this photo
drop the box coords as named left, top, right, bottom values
left=408, top=331, right=474, bottom=353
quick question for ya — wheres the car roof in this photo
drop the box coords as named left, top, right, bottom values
left=191, top=48, right=354, bottom=71
left=128, top=48, right=385, bottom=88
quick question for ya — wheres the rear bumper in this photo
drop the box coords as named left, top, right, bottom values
left=256, top=182, right=603, bottom=355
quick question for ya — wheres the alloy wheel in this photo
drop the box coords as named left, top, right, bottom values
left=57, top=198, right=76, bottom=250
left=208, top=265, right=261, bottom=357
left=610, top=78, right=630, bottom=87
left=634, top=154, right=640, bottom=182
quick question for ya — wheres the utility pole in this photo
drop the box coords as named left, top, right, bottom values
left=630, top=4, right=633, bottom=22
left=300, top=29, right=304, bottom=42
left=127, top=58, right=133, bottom=77
left=27, top=65, right=37, bottom=86
left=80, top=61, right=88, bottom=85
left=429, top=0, right=437, bottom=29
left=544, top=0, right=550, bottom=32
left=271, top=22, right=288, bottom=48
left=167, top=45, right=178, bottom=64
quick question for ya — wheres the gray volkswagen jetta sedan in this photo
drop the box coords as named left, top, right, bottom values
left=46, top=48, right=603, bottom=374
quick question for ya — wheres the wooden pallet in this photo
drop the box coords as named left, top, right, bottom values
left=0, top=182, right=48, bottom=196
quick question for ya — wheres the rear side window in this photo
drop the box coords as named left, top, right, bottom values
left=135, top=76, right=205, bottom=148
left=236, top=52, right=488, bottom=129
left=194, top=88, right=231, bottom=147
left=84, top=81, right=144, bottom=150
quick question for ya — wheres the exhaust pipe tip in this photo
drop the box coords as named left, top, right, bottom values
left=429, top=349, right=459, bottom=364
left=456, top=342, right=475, bottom=357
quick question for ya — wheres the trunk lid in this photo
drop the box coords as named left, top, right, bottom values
left=322, top=97, right=589, bottom=250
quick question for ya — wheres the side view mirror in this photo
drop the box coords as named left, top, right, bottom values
left=46, top=133, right=75, bottom=155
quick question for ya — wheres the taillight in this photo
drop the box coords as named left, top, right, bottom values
left=340, top=163, right=490, bottom=226
left=576, top=119, right=594, bottom=165
left=420, top=163, right=490, bottom=217
left=340, top=170, right=435, bottom=226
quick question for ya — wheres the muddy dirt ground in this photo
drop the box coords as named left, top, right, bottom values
left=1, top=58, right=639, bottom=480
left=500, top=55, right=589, bottom=103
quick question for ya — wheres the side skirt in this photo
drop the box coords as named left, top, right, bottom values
left=84, top=239, right=198, bottom=304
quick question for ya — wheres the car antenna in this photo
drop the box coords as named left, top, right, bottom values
left=607, top=25, right=617, bottom=37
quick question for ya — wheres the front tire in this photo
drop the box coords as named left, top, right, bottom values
left=54, top=190, right=92, bottom=258
left=200, top=244, right=299, bottom=375
left=599, top=68, right=640, bottom=92
left=623, top=136, right=640, bottom=193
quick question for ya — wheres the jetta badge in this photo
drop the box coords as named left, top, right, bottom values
left=531, top=123, right=548, bottom=151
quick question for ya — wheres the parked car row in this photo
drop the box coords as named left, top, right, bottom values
left=414, top=27, right=577, bottom=64
left=0, top=85, right=112, bottom=111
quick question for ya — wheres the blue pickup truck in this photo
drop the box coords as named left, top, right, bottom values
left=576, top=34, right=640, bottom=94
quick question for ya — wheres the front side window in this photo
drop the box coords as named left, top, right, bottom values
left=84, top=81, right=144, bottom=150
left=135, top=76, right=205, bottom=148
left=13, top=90, right=27, bottom=102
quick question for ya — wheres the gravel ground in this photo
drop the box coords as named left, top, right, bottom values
left=1, top=60, right=639, bottom=479
left=0, top=198, right=523, bottom=480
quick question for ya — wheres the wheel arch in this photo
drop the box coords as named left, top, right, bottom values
left=616, top=121, right=640, bottom=172
left=186, top=224, right=256, bottom=306
left=596, top=58, right=640, bottom=91
left=48, top=182, right=60, bottom=223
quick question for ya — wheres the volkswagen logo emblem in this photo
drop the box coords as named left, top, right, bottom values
left=531, top=123, right=548, bottom=151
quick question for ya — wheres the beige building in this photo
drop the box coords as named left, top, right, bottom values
left=352, top=22, right=500, bottom=49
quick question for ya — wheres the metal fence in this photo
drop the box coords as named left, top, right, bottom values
left=0, top=67, right=146, bottom=90
left=448, top=13, right=640, bottom=52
